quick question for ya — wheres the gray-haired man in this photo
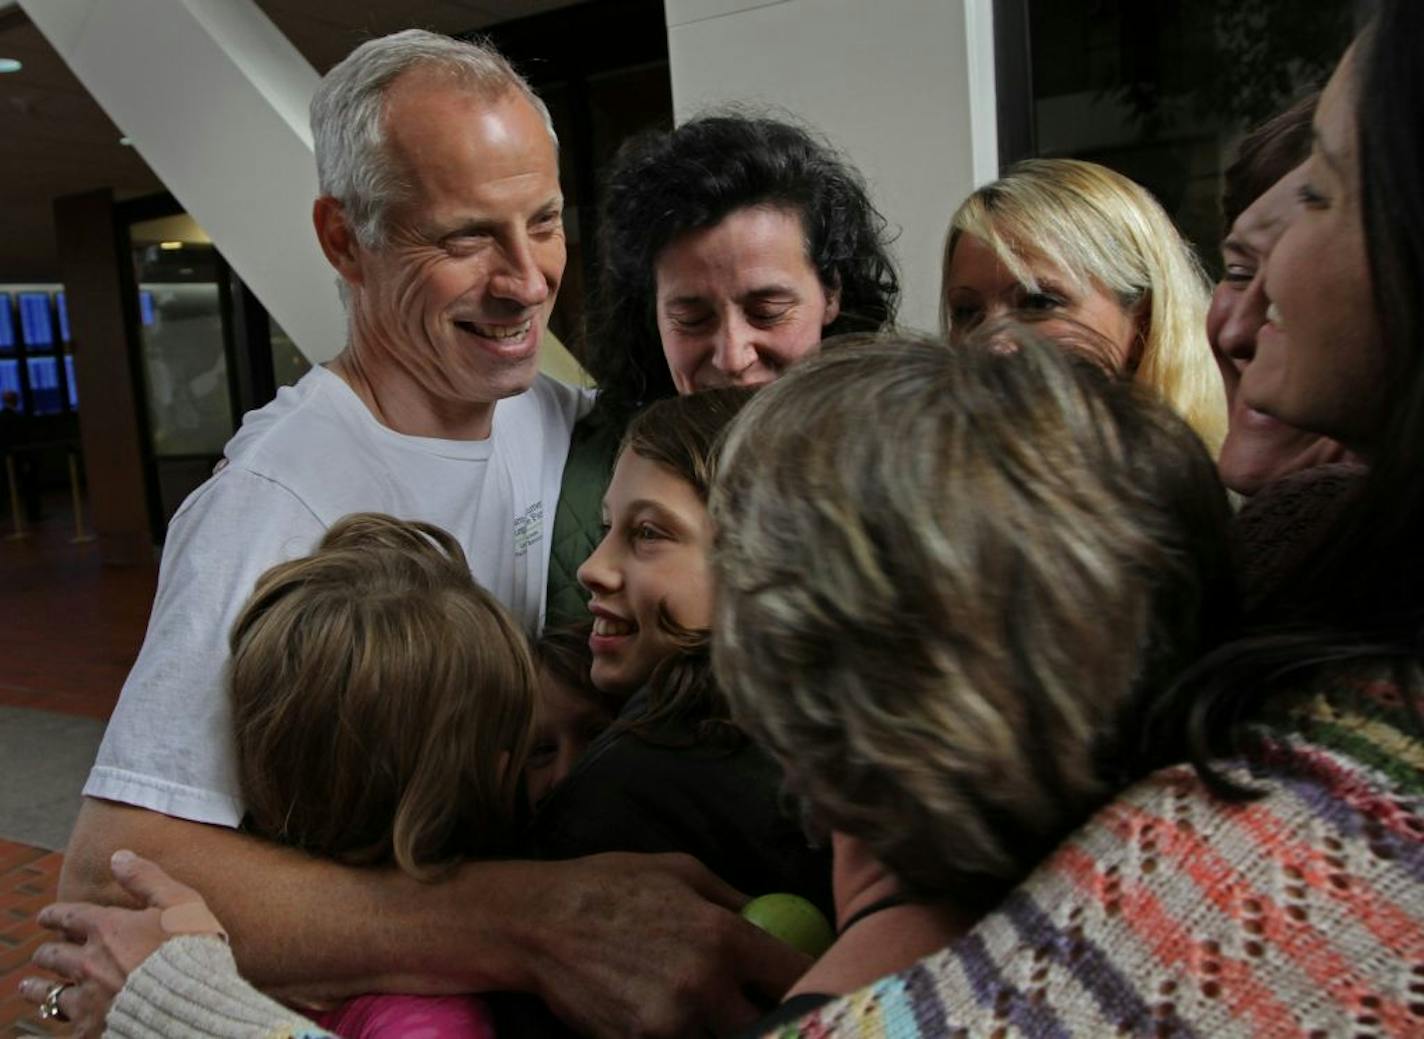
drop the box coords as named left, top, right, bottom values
left=56, top=30, right=804, bottom=1037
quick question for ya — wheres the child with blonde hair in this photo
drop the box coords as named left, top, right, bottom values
left=230, top=512, right=537, bottom=1038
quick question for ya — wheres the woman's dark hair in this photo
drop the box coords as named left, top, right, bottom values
left=1146, top=0, right=1424, bottom=786
left=1221, top=92, right=1319, bottom=234
left=584, top=114, right=900, bottom=414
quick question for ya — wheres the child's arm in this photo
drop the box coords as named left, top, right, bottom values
left=61, top=797, right=808, bottom=1038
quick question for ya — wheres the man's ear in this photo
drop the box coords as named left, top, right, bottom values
left=313, top=196, right=364, bottom=287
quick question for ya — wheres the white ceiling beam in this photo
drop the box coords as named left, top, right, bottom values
left=18, top=0, right=345, bottom=362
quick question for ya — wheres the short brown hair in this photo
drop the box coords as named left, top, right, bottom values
left=712, top=329, right=1235, bottom=908
left=230, top=513, right=536, bottom=880
left=1221, top=92, right=1318, bottom=234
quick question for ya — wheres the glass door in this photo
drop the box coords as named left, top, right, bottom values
left=128, top=213, right=236, bottom=524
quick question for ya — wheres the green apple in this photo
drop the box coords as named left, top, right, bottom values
left=740, top=893, right=834, bottom=957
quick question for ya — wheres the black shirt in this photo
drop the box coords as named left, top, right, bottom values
left=528, top=686, right=833, bottom=916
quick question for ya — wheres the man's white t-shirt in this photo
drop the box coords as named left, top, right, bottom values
left=85, top=365, right=592, bottom=827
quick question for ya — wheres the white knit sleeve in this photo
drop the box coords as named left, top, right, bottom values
left=106, top=936, right=329, bottom=1039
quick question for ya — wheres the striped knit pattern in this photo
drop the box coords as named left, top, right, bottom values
left=764, top=671, right=1424, bottom=1038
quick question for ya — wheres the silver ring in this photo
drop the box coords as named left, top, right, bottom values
left=38, top=980, right=72, bottom=1023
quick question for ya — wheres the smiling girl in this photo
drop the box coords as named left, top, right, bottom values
left=530, top=388, right=831, bottom=918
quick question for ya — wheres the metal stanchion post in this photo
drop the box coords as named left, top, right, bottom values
left=5, top=452, right=28, bottom=541
left=68, top=450, right=94, bottom=544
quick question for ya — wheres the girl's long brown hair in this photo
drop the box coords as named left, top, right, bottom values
left=617, top=388, right=755, bottom=742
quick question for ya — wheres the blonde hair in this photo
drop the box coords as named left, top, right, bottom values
left=712, top=328, right=1234, bottom=907
left=230, top=513, right=536, bottom=880
left=944, top=158, right=1226, bottom=455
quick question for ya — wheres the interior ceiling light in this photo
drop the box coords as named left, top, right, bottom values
left=159, top=241, right=183, bottom=250
left=0, top=58, right=22, bottom=73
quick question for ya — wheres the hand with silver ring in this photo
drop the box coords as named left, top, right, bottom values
left=19, top=849, right=227, bottom=1038
left=37, top=979, right=73, bottom=1022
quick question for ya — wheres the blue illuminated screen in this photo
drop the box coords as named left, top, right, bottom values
left=0, top=294, right=13, bottom=351
left=139, top=290, right=155, bottom=327
left=0, top=358, right=19, bottom=403
left=65, top=355, right=78, bottom=409
left=27, top=356, right=62, bottom=415
left=57, top=291, right=71, bottom=343
left=19, top=292, right=53, bottom=347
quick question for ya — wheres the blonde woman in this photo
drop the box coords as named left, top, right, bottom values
left=942, top=158, right=1227, bottom=453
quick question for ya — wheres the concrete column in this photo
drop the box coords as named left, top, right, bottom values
left=20, top=0, right=345, bottom=363
left=53, top=190, right=158, bottom=565
left=665, top=0, right=998, bottom=335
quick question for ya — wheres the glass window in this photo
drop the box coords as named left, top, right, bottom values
left=1025, top=0, right=1355, bottom=270
left=134, top=282, right=232, bottom=455
left=267, top=317, right=311, bottom=390
left=130, top=217, right=234, bottom=457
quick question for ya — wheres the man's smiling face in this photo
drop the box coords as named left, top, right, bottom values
left=347, top=72, right=565, bottom=411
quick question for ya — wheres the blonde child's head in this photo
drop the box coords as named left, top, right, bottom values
left=230, top=513, right=537, bottom=880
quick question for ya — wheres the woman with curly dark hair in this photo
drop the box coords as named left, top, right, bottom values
left=546, top=114, right=901, bottom=626
left=584, top=113, right=900, bottom=413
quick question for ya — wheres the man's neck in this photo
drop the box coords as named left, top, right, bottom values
left=329, top=349, right=497, bottom=441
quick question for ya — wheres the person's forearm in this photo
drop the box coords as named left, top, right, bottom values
left=110, top=936, right=332, bottom=1039
left=63, top=798, right=543, bottom=998
left=65, top=799, right=813, bottom=1037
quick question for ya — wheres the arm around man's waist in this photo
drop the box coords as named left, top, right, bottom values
left=61, top=797, right=538, bottom=996
left=62, top=797, right=811, bottom=1037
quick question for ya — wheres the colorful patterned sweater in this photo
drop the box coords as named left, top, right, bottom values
left=762, top=670, right=1424, bottom=1038
left=106, top=673, right=1422, bottom=1038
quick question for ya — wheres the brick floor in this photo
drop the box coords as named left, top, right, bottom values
left=0, top=492, right=157, bottom=722
left=0, top=494, right=156, bottom=1034
left=0, top=840, right=64, bottom=1036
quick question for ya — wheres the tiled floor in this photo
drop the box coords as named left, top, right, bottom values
left=0, top=493, right=157, bottom=1036
left=0, top=842, right=63, bottom=1037
left=0, top=499, right=156, bottom=721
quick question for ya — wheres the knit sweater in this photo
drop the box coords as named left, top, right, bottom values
left=108, top=672, right=1422, bottom=1038
left=759, top=669, right=1424, bottom=1038
left=106, top=936, right=329, bottom=1039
